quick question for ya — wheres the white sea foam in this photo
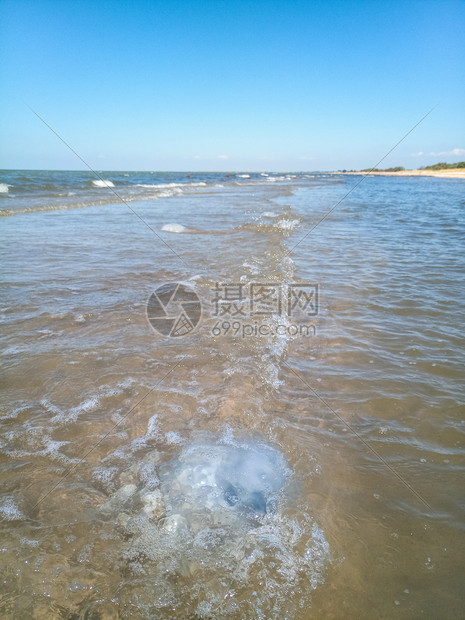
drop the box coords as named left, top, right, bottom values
left=0, top=183, right=10, bottom=193
left=42, top=379, right=135, bottom=426
left=36, top=438, right=78, bottom=465
left=157, top=188, right=183, bottom=198
left=276, top=218, right=300, bottom=230
left=130, top=414, right=161, bottom=452
left=262, top=211, right=279, bottom=218
left=137, top=182, right=183, bottom=189
left=165, top=431, right=183, bottom=445
left=0, top=404, right=29, bottom=421
left=92, top=179, right=114, bottom=188
left=92, top=466, right=120, bottom=493
left=161, top=223, right=187, bottom=233
left=242, top=260, right=261, bottom=275
left=137, top=181, right=206, bottom=189
left=0, top=497, right=24, bottom=520
left=4, top=420, right=77, bottom=465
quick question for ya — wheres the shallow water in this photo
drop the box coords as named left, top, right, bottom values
left=0, top=171, right=464, bottom=618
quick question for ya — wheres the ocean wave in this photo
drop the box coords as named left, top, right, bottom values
left=136, top=181, right=207, bottom=189
left=91, top=179, right=115, bottom=188
left=0, top=175, right=291, bottom=218
left=137, top=182, right=185, bottom=189
left=0, top=185, right=185, bottom=217
left=0, top=201, right=109, bottom=217
left=0, top=183, right=10, bottom=193
left=161, top=223, right=187, bottom=233
left=234, top=215, right=301, bottom=236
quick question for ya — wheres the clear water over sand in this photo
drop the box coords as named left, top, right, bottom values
left=1, top=171, right=464, bottom=618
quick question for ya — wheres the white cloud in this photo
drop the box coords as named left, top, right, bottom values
left=217, top=154, right=229, bottom=159
left=194, top=155, right=202, bottom=160
left=411, top=148, right=465, bottom=157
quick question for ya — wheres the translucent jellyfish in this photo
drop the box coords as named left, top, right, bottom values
left=158, top=438, right=290, bottom=529
left=105, top=434, right=329, bottom=618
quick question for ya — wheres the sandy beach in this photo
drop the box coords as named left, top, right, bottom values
left=343, top=168, right=465, bottom=179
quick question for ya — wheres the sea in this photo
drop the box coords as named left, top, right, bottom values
left=1, top=170, right=464, bottom=619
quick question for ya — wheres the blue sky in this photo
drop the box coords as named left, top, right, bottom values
left=1, top=0, right=464, bottom=171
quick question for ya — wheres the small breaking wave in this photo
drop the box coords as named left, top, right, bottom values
left=0, top=183, right=10, bottom=193
left=91, top=179, right=115, bottom=188
left=234, top=214, right=302, bottom=236
left=161, top=223, right=187, bottom=233
left=276, top=218, right=300, bottom=230
left=136, top=181, right=207, bottom=189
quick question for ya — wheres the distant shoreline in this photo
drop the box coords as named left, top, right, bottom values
left=341, top=169, right=465, bottom=179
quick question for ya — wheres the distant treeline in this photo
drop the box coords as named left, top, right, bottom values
left=360, top=166, right=405, bottom=172
left=423, top=161, right=465, bottom=170
left=359, top=162, right=465, bottom=172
